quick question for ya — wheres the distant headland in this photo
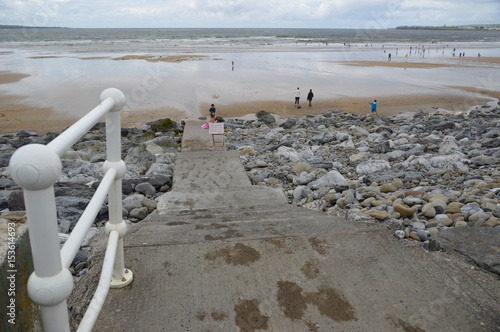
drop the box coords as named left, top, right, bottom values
left=396, top=24, right=500, bottom=31
left=0, top=25, right=68, bottom=29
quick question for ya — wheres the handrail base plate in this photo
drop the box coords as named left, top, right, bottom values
left=110, top=269, right=133, bottom=289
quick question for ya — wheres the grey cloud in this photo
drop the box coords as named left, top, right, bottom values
left=1, top=0, right=498, bottom=28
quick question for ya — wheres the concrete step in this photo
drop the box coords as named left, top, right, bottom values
left=160, top=148, right=288, bottom=211
left=157, top=185, right=288, bottom=211
left=171, top=150, right=251, bottom=190
left=129, top=204, right=369, bottom=247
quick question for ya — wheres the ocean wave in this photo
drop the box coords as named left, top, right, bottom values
left=0, top=28, right=499, bottom=55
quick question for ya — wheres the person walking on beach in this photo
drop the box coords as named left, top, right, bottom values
left=209, top=104, right=216, bottom=119
left=295, top=87, right=300, bottom=107
left=307, top=89, right=314, bottom=107
left=369, top=100, right=377, bottom=115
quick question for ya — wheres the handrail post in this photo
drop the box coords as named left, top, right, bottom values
left=101, top=89, right=133, bottom=288
left=9, top=144, right=73, bottom=332
left=9, top=88, right=132, bottom=330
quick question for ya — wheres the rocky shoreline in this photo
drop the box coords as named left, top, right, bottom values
left=1, top=103, right=500, bottom=276
left=223, top=104, right=500, bottom=253
left=0, top=119, right=182, bottom=275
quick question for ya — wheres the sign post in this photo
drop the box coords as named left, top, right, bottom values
left=209, top=122, right=224, bottom=146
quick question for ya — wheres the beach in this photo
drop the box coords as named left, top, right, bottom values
left=0, top=61, right=498, bottom=134
left=0, top=28, right=499, bottom=134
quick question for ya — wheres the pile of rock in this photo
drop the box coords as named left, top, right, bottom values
left=224, top=105, right=500, bottom=248
left=0, top=119, right=182, bottom=274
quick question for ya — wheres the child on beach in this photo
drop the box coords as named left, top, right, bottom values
left=369, top=100, right=377, bottom=114
left=307, top=89, right=314, bottom=107
left=209, top=104, right=216, bottom=118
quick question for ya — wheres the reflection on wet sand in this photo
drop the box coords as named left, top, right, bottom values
left=0, top=48, right=498, bottom=134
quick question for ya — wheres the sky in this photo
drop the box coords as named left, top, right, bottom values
left=0, top=0, right=499, bottom=29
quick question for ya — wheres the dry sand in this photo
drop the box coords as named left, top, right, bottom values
left=1, top=91, right=490, bottom=135
left=111, top=54, right=209, bottom=63
left=0, top=71, right=30, bottom=84
left=0, top=93, right=185, bottom=135
left=209, top=93, right=494, bottom=120
left=0, top=94, right=75, bottom=134
left=27, top=54, right=209, bottom=62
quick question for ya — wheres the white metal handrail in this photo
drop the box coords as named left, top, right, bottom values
left=9, top=88, right=133, bottom=332
left=77, top=230, right=119, bottom=332
left=60, top=168, right=117, bottom=269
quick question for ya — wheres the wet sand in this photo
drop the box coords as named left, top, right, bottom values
left=341, top=61, right=451, bottom=69
left=0, top=54, right=498, bottom=134
left=464, top=57, right=500, bottom=64
left=449, top=86, right=500, bottom=100
left=340, top=57, right=500, bottom=69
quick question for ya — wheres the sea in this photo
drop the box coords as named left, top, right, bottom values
left=1, top=28, right=500, bottom=54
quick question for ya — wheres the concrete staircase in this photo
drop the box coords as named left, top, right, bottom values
left=157, top=150, right=287, bottom=211
left=85, top=121, right=499, bottom=332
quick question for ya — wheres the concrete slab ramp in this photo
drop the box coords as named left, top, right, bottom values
left=91, top=205, right=499, bottom=332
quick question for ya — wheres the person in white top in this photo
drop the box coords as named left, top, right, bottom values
left=295, top=87, right=300, bottom=107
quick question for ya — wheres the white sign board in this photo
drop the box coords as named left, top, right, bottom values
left=209, top=122, right=224, bottom=135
